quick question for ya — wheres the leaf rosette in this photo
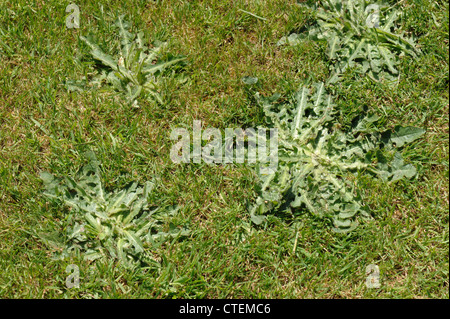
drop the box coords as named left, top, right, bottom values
left=66, top=15, right=186, bottom=107
left=39, top=152, right=189, bottom=267
left=251, top=83, right=424, bottom=232
left=278, top=0, right=421, bottom=84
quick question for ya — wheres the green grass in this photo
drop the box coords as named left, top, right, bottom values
left=0, top=0, right=448, bottom=298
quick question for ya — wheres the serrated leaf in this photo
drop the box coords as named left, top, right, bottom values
left=124, top=230, right=144, bottom=253
left=328, top=35, right=340, bottom=59
left=389, top=152, right=417, bottom=182
left=80, top=35, right=118, bottom=71
left=115, top=15, right=133, bottom=60
left=142, top=55, right=186, bottom=75
left=40, top=172, right=58, bottom=190
left=65, top=79, right=87, bottom=92
left=250, top=214, right=266, bottom=225
left=84, top=250, right=103, bottom=261
left=390, top=126, right=425, bottom=147
left=242, top=76, right=258, bottom=85
left=85, top=213, right=102, bottom=233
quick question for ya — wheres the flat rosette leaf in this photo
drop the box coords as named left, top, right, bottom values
left=251, top=83, right=424, bottom=232
left=39, top=152, right=189, bottom=267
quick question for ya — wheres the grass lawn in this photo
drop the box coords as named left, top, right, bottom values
left=0, top=0, right=448, bottom=298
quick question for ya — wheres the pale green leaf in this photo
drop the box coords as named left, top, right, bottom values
left=390, top=126, right=426, bottom=147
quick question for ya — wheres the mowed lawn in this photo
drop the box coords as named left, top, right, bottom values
left=0, top=0, right=448, bottom=298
